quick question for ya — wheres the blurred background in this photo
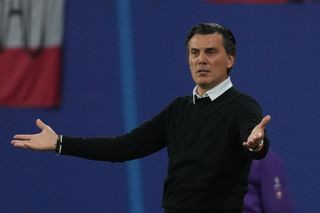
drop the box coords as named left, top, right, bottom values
left=0, top=0, right=319, bottom=212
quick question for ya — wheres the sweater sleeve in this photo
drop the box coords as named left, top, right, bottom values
left=235, top=97, right=269, bottom=160
left=60, top=104, right=170, bottom=162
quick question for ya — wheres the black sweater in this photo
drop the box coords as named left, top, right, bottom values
left=61, top=87, right=269, bottom=211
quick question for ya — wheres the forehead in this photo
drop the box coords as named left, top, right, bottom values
left=188, top=33, right=224, bottom=49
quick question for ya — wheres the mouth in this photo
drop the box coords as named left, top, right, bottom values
left=197, top=69, right=210, bottom=74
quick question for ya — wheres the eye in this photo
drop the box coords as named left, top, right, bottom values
left=190, top=49, right=199, bottom=57
left=206, top=49, right=216, bottom=55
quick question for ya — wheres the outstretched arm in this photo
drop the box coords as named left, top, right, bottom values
left=242, top=115, right=271, bottom=152
left=11, top=113, right=167, bottom=162
left=11, top=119, right=57, bottom=151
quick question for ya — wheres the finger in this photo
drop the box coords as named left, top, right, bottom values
left=243, top=140, right=261, bottom=150
left=245, top=140, right=255, bottom=147
left=258, top=115, right=271, bottom=129
left=242, top=142, right=251, bottom=149
left=13, top=134, right=31, bottom=141
left=12, top=140, right=37, bottom=150
left=246, top=133, right=259, bottom=143
left=11, top=140, right=28, bottom=148
left=36, top=118, right=47, bottom=130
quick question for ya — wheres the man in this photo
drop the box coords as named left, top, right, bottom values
left=11, top=23, right=270, bottom=213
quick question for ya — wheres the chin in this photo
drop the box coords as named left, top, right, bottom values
left=197, top=81, right=219, bottom=89
left=196, top=78, right=210, bottom=84
left=197, top=83, right=211, bottom=89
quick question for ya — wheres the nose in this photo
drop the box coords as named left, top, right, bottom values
left=198, top=51, right=207, bottom=64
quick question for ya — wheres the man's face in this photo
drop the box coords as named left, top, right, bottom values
left=188, top=33, right=235, bottom=93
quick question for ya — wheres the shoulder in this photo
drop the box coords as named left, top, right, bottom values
left=229, top=88, right=259, bottom=104
left=168, top=95, right=192, bottom=108
left=157, top=95, right=191, bottom=117
left=259, top=149, right=283, bottom=170
left=229, top=88, right=262, bottom=111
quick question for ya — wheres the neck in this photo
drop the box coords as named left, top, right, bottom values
left=196, top=87, right=208, bottom=96
left=196, top=77, right=229, bottom=96
left=197, top=83, right=219, bottom=96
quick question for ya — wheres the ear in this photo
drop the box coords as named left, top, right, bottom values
left=227, top=55, right=235, bottom=69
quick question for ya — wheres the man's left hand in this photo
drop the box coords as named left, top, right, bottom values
left=242, top=115, right=271, bottom=151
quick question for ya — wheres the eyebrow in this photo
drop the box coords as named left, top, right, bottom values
left=190, top=47, right=217, bottom=51
left=205, top=47, right=216, bottom=51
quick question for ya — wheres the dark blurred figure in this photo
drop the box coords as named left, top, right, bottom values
left=243, top=149, right=293, bottom=213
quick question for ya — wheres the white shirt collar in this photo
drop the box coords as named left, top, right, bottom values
left=192, top=77, right=233, bottom=104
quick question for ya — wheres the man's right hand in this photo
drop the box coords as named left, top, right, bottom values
left=11, top=119, right=58, bottom=151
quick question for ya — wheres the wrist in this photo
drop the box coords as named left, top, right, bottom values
left=55, top=135, right=62, bottom=154
left=249, top=140, right=264, bottom=152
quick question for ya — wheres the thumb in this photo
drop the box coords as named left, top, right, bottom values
left=259, top=115, right=271, bottom=129
left=36, top=118, right=47, bottom=130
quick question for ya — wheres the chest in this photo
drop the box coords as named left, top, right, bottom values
left=165, top=101, right=238, bottom=146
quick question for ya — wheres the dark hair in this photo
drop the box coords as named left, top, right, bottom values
left=186, top=23, right=237, bottom=74
left=186, top=23, right=236, bottom=56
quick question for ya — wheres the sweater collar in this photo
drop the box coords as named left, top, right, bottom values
left=192, top=77, right=233, bottom=104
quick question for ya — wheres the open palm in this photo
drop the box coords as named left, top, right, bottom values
left=11, top=119, right=58, bottom=151
left=242, top=115, right=271, bottom=151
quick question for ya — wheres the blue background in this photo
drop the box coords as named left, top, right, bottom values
left=1, top=0, right=319, bottom=212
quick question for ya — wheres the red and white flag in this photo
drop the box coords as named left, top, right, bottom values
left=0, top=0, right=64, bottom=107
